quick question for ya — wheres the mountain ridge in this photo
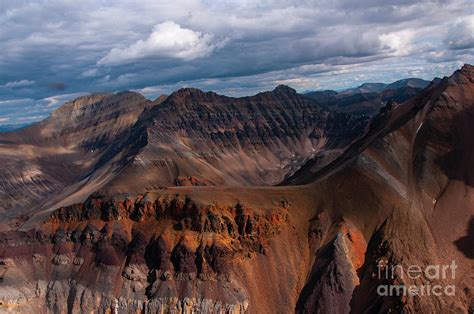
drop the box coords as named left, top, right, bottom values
left=0, top=85, right=368, bottom=224
left=305, top=77, right=431, bottom=116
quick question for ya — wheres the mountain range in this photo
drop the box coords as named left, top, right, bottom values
left=305, top=78, right=431, bottom=116
left=0, top=65, right=472, bottom=313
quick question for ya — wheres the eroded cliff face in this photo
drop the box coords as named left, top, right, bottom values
left=0, top=190, right=304, bottom=313
left=0, top=185, right=376, bottom=314
left=349, top=64, right=474, bottom=314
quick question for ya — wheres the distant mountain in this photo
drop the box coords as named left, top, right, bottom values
left=340, top=82, right=387, bottom=94
left=0, top=91, right=158, bottom=218
left=0, top=123, right=33, bottom=132
left=384, top=77, right=430, bottom=90
left=305, top=78, right=430, bottom=116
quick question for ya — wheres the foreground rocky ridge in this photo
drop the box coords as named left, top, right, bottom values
left=297, top=64, right=474, bottom=312
left=0, top=187, right=313, bottom=313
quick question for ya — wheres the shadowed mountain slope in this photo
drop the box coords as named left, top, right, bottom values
left=0, top=92, right=155, bottom=224
left=292, top=64, right=474, bottom=312
left=95, top=85, right=367, bottom=195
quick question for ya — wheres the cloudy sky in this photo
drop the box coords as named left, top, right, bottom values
left=0, top=0, right=473, bottom=126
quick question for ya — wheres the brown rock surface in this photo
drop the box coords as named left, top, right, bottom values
left=0, top=65, right=472, bottom=313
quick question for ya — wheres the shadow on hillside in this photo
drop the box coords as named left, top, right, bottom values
left=454, top=216, right=474, bottom=259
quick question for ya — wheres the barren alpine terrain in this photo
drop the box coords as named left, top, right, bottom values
left=0, top=64, right=472, bottom=313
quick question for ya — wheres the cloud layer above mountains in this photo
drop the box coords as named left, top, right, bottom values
left=0, top=0, right=472, bottom=124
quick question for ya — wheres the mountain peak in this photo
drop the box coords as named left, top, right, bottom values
left=460, top=63, right=474, bottom=77
left=166, top=87, right=222, bottom=103
left=50, top=91, right=147, bottom=120
left=461, top=63, right=474, bottom=71
left=50, top=93, right=110, bottom=118
left=384, top=78, right=430, bottom=90
left=174, top=87, right=206, bottom=94
left=273, top=84, right=297, bottom=94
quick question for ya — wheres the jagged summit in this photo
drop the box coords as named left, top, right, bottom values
left=165, top=84, right=299, bottom=104
left=287, top=64, right=474, bottom=186
left=272, top=84, right=297, bottom=94
left=166, top=87, right=222, bottom=102
left=461, top=63, right=474, bottom=71
left=171, top=87, right=208, bottom=95
left=50, top=91, right=146, bottom=120
left=92, top=83, right=367, bottom=194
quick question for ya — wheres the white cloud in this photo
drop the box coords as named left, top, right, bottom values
left=17, top=115, right=47, bottom=121
left=80, top=68, right=99, bottom=78
left=0, top=80, right=35, bottom=88
left=379, top=30, right=415, bottom=56
left=0, top=117, right=10, bottom=123
left=0, top=0, right=472, bottom=105
left=43, top=92, right=87, bottom=108
left=98, top=21, right=228, bottom=65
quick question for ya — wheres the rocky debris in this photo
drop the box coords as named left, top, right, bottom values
left=52, top=254, right=71, bottom=266
left=143, top=297, right=249, bottom=313
left=175, top=176, right=211, bottom=186
left=122, top=264, right=147, bottom=281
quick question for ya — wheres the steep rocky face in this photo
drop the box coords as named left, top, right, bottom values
left=98, top=85, right=368, bottom=194
left=296, top=216, right=367, bottom=313
left=0, top=92, right=154, bottom=224
left=292, top=64, right=474, bottom=313
left=0, top=187, right=315, bottom=313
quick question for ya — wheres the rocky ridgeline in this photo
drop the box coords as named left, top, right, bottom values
left=0, top=194, right=289, bottom=312
left=147, top=86, right=369, bottom=150
left=47, top=194, right=288, bottom=240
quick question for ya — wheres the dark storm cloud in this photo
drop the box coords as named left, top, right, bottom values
left=0, top=0, right=472, bottom=124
